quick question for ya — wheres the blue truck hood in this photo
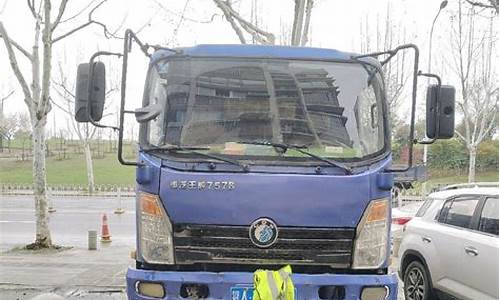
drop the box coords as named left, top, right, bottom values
left=153, top=159, right=391, bottom=228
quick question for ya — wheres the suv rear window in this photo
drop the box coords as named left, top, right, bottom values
left=439, top=196, right=480, bottom=229
left=479, top=197, right=499, bottom=236
left=415, top=199, right=433, bottom=217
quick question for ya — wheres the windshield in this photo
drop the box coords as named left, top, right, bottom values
left=144, top=57, right=387, bottom=163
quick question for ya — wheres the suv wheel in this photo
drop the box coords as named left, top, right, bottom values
left=403, top=260, right=434, bottom=300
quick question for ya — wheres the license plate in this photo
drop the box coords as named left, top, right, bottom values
left=230, top=286, right=297, bottom=300
left=230, top=286, right=254, bottom=300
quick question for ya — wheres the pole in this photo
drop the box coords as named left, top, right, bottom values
left=114, top=186, right=125, bottom=214
left=423, top=0, right=447, bottom=197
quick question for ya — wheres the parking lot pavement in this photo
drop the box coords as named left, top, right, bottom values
left=0, top=245, right=405, bottom=300
left=390, top=255, right=405, bottom=299
left=0, top=244, right=131, bottom=299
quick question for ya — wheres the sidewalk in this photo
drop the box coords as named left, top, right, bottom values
left=0, top=244, right=133, bottom=299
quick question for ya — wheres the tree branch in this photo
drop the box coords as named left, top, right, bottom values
left=217, top=2, right=246, bottom=43
left=213, top=0, right=275, bottom=44
left=0, top=0, right=8, bottom=15
left=57, top=0, right=100, bottom=24
left=27, top=0, right=38, bottom=19
left=49, top=96, right=72, bottom=115
left=300, top=0, right=314, bottom=46
left=455, top=129, right=466, bottom=142
left=0, top=32, right=33, bottom=60
left=291, top=0, right=305, bottom=46
left=1, top=90, right=14, bottom=102
left=51, top=0, right=116, bottom=43
left=154, top=0, right=221, bottom=24
left=51, top=0, right=69, bottom=31
left=0, top=22, right=32, bottom=105
left=52, top=79, right=75, bottom=99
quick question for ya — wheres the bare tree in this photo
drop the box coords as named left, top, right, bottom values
left=0, top=89, right=14, bottom=151
left=52, top=62, right=97, bottom=193
left=0, top=112, right=17, bottom=152
left=51, top=60, right=118, bottom=194
left=359, top=3, right=410, bottom=131
left=0, top=0, right=112, bottom=248
left=449, top=2, right=498, bottom=182
left=212, top=0, right=314, bottom=46
left=0, top=90, right=14, bottom=115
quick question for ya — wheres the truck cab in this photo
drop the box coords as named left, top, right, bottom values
left=74, top=34, right=455, bottom=299
left=128, top=45, right=395, bottom=299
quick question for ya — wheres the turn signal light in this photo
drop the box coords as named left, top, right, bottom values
left=140, top=193, right=162, bottom=216
left=366, top=199, right=388, bottom=222
left=136, top=281, right=165, bottom=298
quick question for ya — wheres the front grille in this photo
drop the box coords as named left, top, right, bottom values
left=173, top=224, right=355, bottom=268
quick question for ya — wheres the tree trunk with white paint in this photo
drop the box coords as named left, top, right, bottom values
left=32, top=118, right=52, bottom=247
left=468, top=146, right=477, bottom=183
left=83, top=140, right=95, bottom=194
left=0, top=0, right=111, bottom=248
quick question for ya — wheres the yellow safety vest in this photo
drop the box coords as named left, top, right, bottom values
left=252, top=265, right=295, bottom=300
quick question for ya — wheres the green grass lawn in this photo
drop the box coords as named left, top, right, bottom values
left=0, top=151, right=497, bottom=187
left=0, top=153, right=135, bottom=185
left=427, top=170, right=498, bottom=186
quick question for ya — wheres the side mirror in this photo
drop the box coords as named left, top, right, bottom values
left=75, top=62, right=106, bottom=122
left=426, top=84, right=455, bottom=139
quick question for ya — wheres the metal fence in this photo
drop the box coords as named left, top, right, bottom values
left=0, top=184, right=136, bottom=197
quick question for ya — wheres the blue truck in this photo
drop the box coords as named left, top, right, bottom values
left=74, top=30, right=455, bottom=300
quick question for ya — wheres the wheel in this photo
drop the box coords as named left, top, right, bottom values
left=403, top=260, right=435, bottom=300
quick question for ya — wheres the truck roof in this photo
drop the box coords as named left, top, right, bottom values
left=152, top=44, right=363, bottom=62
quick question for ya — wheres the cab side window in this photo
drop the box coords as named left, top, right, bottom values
left=439, top=196, right=480, bottom=229
left=147, top=70, right=167, bottom=146
left=479, top=197, right=499, bottom=236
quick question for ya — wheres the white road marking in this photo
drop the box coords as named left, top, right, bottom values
left=0, top=220, right=35, bottom=223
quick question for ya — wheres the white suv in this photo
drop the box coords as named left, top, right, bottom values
left=398, top=186, right=499, bottom=300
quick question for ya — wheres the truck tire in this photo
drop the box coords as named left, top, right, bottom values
left=403, top=260, right=436, bottom=300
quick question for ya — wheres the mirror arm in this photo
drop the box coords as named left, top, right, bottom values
left=116, top=30, right=178, bottom=166
left=87, top=51, right=122, bottom=131
left=117, top=29, right=153, bottom=167
left=418, top=71, right=442, bottom=86
left=416, top=71, right=442, bottom=145
left=370, top=44, right=419, bottom=173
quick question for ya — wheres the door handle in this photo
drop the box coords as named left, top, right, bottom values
left=422, top=236, right=432, bottom=243
left=465, top=246, right=479, bottom=256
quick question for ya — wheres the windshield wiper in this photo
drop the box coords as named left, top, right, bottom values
left=143, top=145, right=249, bottom=172
left=237, top=141, right=352, bottom=175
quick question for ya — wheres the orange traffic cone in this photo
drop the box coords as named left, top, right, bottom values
left=101, top=213, right=112, bottom=243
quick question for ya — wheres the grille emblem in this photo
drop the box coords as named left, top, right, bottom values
left=249, top=218, right=278, bottom=248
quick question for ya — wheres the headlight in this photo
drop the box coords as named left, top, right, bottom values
left=138, top=192, right=174, bottom=264
left=352, top=198, right=389, bottom=269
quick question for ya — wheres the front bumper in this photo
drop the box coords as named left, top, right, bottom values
left=126, top=267, right=398, bottom=299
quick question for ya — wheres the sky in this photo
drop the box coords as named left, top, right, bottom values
left=0, top=0, right=494, bottom=138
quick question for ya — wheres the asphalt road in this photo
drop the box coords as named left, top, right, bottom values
left=0, top=195, right=136, bottom=252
